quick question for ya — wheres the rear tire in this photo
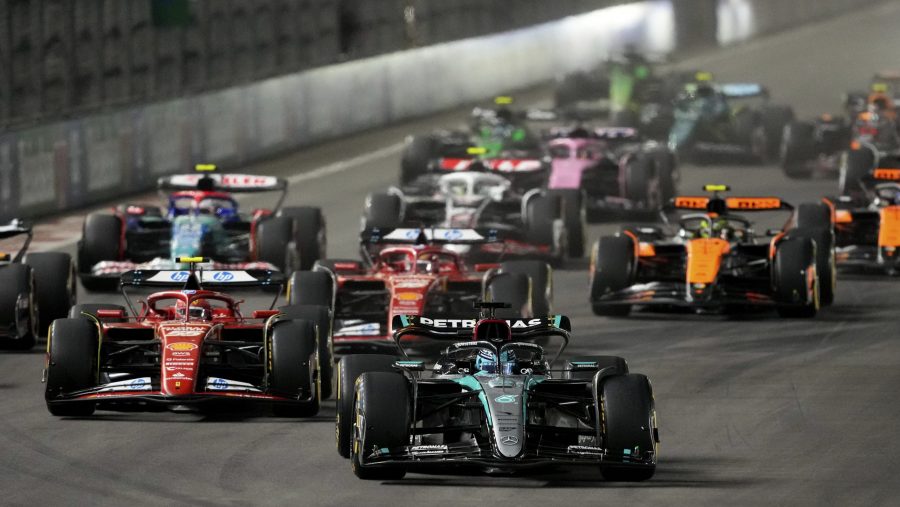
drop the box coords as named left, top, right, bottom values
left=590, top=236, right=635, bottom=316
left=781, top=121, right=816, bottom=179
left=762, top=106, right=794, bottom=162
left=278, top=206, right=326, bottom=271
left=287, top=270, right=333, bottom=307
left=600, top=374, right=657, bottom=481
left=269, top=319, right=320, bottom=417
left=78, top=214, right=122, bottom=291
left=400, top=136, right=436, bottom=185
left=624, top=155, right=654, bottom=208
left=499, top=261, right=552, bottom=317
left=547, top=189, right=585, bottom=258
left=0, top=264, right=36, bottom=349
left=351, top=372, right=410, bottom=480
left=525, top=194, right=563, bottom=262
left=24, top=252, right=76, bottom=335
left=336, top=354, right=400, bottom=458
left=45, top=318, right=98, bottom=416
left=773, top=237, right=819, bottom=318
left=485, top=272, right=531, bottom=318
left=793, top=204, right=836, bottom=306
left=363, top=193, right=403, bottom=230
left=840, top=147, right=875, bottom=197
left=256, top=216, right=299, bottom=274
left=278, top=304, right=334, bottom=400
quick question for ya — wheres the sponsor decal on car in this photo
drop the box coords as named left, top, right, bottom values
left=166, top=342, right=199, bottom=351
left=417, top=317, right=545, bottom=329
left=410, top=445, right=449, bottom=455
left=494, top=395, right=518, bottom=403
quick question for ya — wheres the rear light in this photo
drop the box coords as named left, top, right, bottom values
left=126, top=206, right=145, bottom=215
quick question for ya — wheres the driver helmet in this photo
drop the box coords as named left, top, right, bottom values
left=695, top=84, right=716, bottom=99
left=475, top=349, right=517, bottom=375
left=175, top=298, right=212, bottom=320
left=698, top=217, right=732, bottom=239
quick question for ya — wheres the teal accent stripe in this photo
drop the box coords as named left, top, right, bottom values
left=400, top=315, right=410, bottom=327
left=553, top=315, right=561, bottom=328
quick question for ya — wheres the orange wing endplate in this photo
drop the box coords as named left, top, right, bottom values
left=873, top=168, right=900, bottom=180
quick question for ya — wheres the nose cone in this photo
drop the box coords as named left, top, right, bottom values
left=158, top=323, right=210, bottom=395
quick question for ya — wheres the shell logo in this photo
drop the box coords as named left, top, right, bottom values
left=166, top=342, right=198, bottom=352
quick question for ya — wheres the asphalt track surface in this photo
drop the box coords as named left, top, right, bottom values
left=4, top=4, right=900, bottom=506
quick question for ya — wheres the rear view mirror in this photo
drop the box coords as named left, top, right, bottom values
left=393, top=360, right=425, bottom=371
left=253, top=310, right=280, bottom=319
left=765, top=228, right=783, bottom=236
left=474, top=263, right=500, bottom=272
left=96, top=309, right=126, bottom=319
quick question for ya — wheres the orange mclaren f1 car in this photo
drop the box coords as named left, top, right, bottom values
left=588, top=185, right=835, bottom=317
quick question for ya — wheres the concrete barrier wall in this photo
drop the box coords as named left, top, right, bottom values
left=0, top=0, right=884, bottom=220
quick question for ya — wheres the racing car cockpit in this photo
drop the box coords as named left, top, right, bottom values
left=678, top=214, right=752, bottom=242
left=376, top=247, right=464, bottom=275
left=141, top=291, right=240, bottom=322
left=167, top=191, right=240, bottom=222
left=438, top=172, right=510, bottom=206
left=869, top=183, right=900, bottom=209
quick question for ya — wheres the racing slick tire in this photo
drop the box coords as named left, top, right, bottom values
left=485, top=272, right=532, bottom=318
left=589, top=236, right=635, bottom=317
left=351, top=372, right=410, bottom=480
left=793, top=203, right=836, bottom=306
left=363, top=192, right=403, bottom=230
left=525, top=194, right=565, bottom=263
left=653, top=148, right=678, bottom=202
left=68, top=303, right=127, bottom=322
left=277, top=206, right=327, bottom=271
left=77, top=213, right=122, bottom=291
left=781, top=121, right=816, bottom=179
left=547, top=189, right=585, bottom=258
left=400, top=135, right=436, bottom=185
left=24, top=252, right=76, bottom=335
left=499, top=261, right=552, bottom=317
left=287, top=270, right=334, bottom=308
left=45, top=318, right=99, bottom=416
left=269, top=319, right=320, bottom=417
left=0, top=264, right=37, bottom=350
left=599, top=374, right=657, bottom=481
left=773, top=237, right=819, bottom=318
left=337, top=354, right=400, bottom=458
left=624, top=154, right=656, bottom=208
left=565, top=355, right=628, bottom=381
left=256, top=216, right=300, bottom=275
left=840, top=147, right=876, bottom=197
left=278, top=304, right=334, bottom=400
left=761, top=106, right=795, bottom=162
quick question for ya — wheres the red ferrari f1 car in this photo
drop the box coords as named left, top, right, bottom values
left=299, top=228, right=554, bottom=354
left=44, top=258, right=331, bottom=417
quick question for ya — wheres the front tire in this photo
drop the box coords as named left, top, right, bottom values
left=336, top=354, right=400, bottom=458
left=600, top=374, right=657, bottom=481
left=589, top=236, right=635, bottom=316
left=351, top=372, right=410, bottom=480
left=45, top=318, right=99, bottom=416
left=269, top=319, right=320, bottom=417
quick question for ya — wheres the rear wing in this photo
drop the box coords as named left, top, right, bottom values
left=668, top=196, right=793, bottom=212
left=437, top=158, right=545, bottom=173
left=391, top=314, right=571, bottom=362
left=361, top=227, right=501, bottom=245
left=157, top=174, right=287, bottom=193
left=121, top=269, right=285, bottom=289
left=392, top=315, right=571, bottom=337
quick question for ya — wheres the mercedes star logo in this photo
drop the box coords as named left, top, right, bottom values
left=500, top=435, right=519, bottom=446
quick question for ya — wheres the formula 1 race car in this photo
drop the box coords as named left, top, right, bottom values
left=589, top=186, right=836, bottom=318
left=668, top=82, right=793, bottom=163
left=0, top=219, right=76, bottom=349
left=838, top=101, right=900, bottom=197
left=44, top=258, right=331, bottom=416
left=334, top=304, right=658, bottom=481
left=780, top=114, right=851, bottom=179
left=554, top=49, right=696, bottom=138
left=399, top=98, right=549, bottom=189
left=363, top=170, right=575, bottom=261
left=546, top=126, right=678, bottom=223
left=827, top=168, right=900, bottom=274
left=303, top=228, right=553, bottom=354
left=77, top=167, right=326, bottom=290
